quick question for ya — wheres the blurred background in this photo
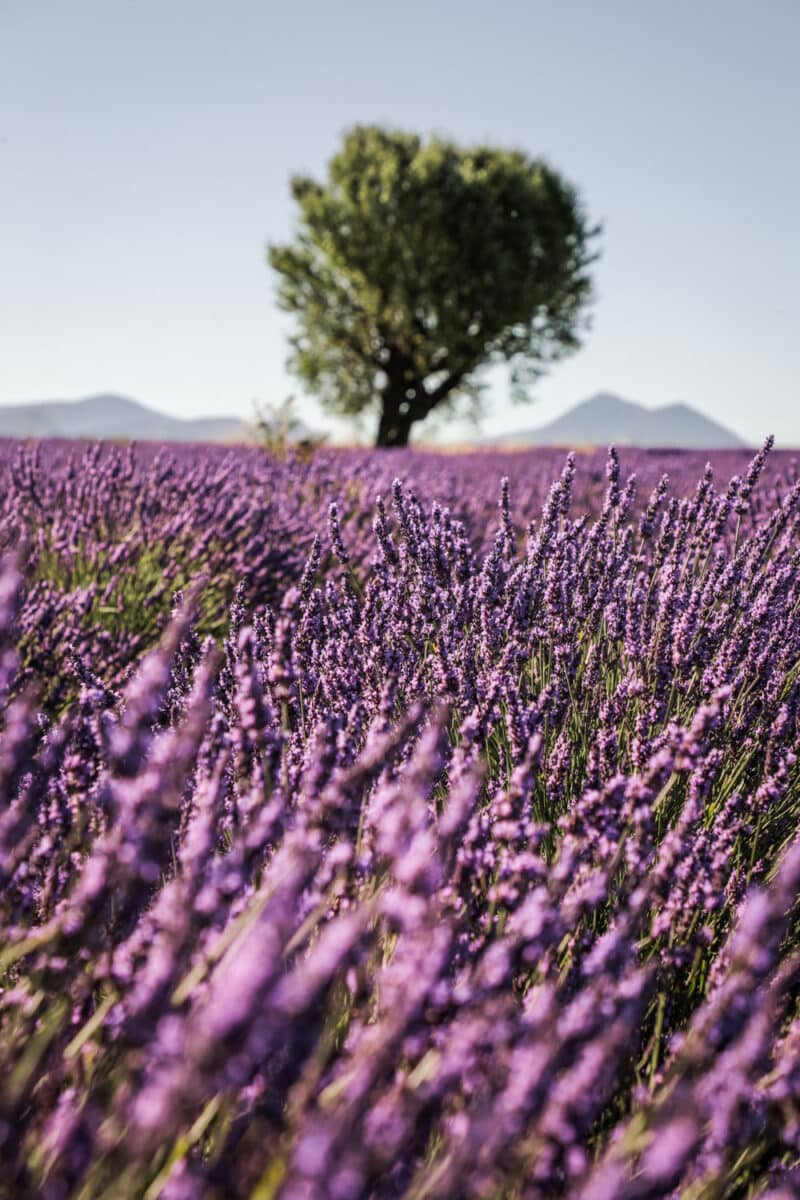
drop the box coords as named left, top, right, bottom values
left=1, top=0, right=798, bottom=446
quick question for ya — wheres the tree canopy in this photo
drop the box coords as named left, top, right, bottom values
left=268, top=125, right=600, bottom=447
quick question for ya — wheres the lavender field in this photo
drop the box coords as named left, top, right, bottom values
left=2, top=434, right=800, bottom=1199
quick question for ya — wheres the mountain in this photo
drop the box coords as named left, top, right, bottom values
left=0, top=394, right=249, bottom=443
left=488, top=393, right=748, bottom=449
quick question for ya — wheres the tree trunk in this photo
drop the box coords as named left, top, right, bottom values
left=375, top=390, right=416, bottom=448
left=374, top=345, right=468, bottom=447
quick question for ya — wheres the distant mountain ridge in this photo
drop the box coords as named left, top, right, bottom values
left=487, top=392, right=748, bottom=449
left=1, top=390, right=750, bottom=450
left=0, top=393, right=249, bottom=443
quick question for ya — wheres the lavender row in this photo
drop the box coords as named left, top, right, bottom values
left=2, top=436, right=796, bottom=703
left=0, top=436, right=799, bottom=1197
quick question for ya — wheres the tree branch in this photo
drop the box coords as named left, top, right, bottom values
left=421, top=366, right=470, bottom=415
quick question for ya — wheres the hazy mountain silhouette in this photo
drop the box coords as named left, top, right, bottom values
left=0, top=394, right=248, bottom=443
left=488, top=392, right=748, bottom=449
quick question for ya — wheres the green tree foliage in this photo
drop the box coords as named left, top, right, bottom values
left=268, top=125, right=600, bottom=448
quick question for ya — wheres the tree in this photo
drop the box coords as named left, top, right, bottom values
left=268, top=125, right=600, bottom=448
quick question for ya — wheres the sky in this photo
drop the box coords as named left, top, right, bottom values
left=1, top=0, right=798, bottom=446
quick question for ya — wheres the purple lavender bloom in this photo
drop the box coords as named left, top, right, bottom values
left=1, top=436, right=800, bottom=1196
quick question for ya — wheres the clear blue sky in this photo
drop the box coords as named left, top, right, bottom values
left=1, top=0, right=798, bottom=444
